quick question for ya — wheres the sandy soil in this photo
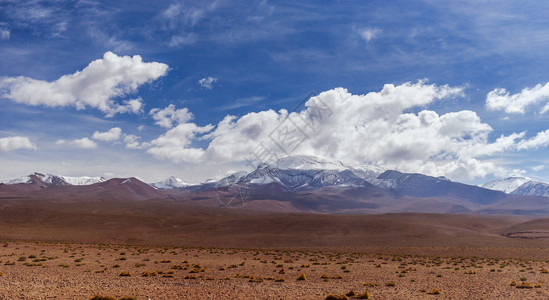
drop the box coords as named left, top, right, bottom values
left=2, top=240, right=549, bottom=299
left=3, top=201, right=549, bottom=298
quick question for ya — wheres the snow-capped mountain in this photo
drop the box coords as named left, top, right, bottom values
left=152, top=176, right=196, bottom=189
left=482, top=176, right=532, bottom=194
left=1, top=172, right=105, bottom=186
left=482, top=176, right=549, bottom=197
left=511, top=181, right=549, bottom=197
left=237, top=155, right=385, bottom=190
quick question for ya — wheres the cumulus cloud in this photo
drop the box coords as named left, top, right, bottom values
left=0, top=136, right=36, bottom=151
left=0, top=52, right=168, bottom=116
left=486, top=82, right=549, bottom=114
left=199, top=82, right=517, bottom=180
left=150, top=104, right=194, bottom=128
left=0, top=28, right=10, bottom=40
left=92, top=127, right=122, bottom=142
left=147, top=123, right=214, bottom=162
left=124, top=134, right=150, bottom=149
left=358, top=27, right=382, bottom=42
left=198, top=77, right=217, bottom=89
left=140, top=81, right=549, bottom=180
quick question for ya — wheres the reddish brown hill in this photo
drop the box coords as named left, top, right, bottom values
left=0, top=177, right=164, bottom=202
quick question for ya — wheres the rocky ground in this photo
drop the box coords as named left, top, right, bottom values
left=1, top=240, right=549, bottom=299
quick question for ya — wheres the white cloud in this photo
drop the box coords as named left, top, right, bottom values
left=147, top=123, right=214, bottom=163
left=149, top=104, right=194, bottom=128
left=169, top=33, right=197, bottom=47
left=532, top=165, right=544, bottom=171
left=0, top=28, right=10, bottom=40
left=486, top=82, right=549, bottom=114
left=92, top=127, right=122, bottom=142
left=217, top=96, right=265, bottom=110
left=0, top=136, right=36, bottom=151
left=517, top=129, right=549, bottom=150
left=161, top=1, right=218, bottom=28
left=163, top=3, right=204, bottom=27
left=71, top=138, right=97, bottom=149
left=124, top=134, right=150, bottom=149
left=198, top=77, right=217, bottom=89
left=0, top=52, right=168, bottom=116
left=138, top=81, right=549, bottom=181
left=358, top=27, right=382, bottom=42
left=199, top=82, right=515, bottom=180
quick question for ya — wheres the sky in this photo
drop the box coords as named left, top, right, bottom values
left=2, top=0, right=549, bottom=184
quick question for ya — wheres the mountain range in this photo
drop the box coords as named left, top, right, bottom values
left=2, top=156, right=549, bottom=215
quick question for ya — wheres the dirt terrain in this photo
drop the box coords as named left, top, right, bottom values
left=3, top=200, right=549, bottom=298
left=2, top=241, right=549, bottom=299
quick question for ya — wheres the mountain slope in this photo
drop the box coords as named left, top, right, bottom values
left=0, top=177, right=163, bottom=202
left=512, top=181, right=549, bottom=197
left=482, top=176, right=532, bottom=193
left=377, top=170, right=507, bottom=205
left=236, top=155, right=384, bottom=191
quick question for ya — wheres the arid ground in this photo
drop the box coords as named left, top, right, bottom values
left=3, top=200, right=549, bottom=299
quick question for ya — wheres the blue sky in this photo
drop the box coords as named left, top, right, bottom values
left=2, top=0, right=549, bottom=184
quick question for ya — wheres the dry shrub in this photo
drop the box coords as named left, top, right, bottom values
left=89, top=296, right=116, bottom=300
left=345, top=290, right=356, bottom=297
left=356, top=291, right=371, bottom=299
left=516, top=282, right=534, bottom=289
left=324, top=294, right=348, bottom=300
left=427, top=289, right=442, bottom=295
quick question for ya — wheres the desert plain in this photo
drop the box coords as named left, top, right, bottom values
left=2, top=200, right=549, bottom=299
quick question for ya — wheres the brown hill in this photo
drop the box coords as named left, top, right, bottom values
left=0, top=177, right=164, bottom=202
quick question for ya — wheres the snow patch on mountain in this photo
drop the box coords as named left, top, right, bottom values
left=267, top=155, right=348, bottom=171
left=1, top=173, right=105, bottom=186
left=153, top=176, right=197, bottom=189
left=250, top=176, right=277, bottom=185
left=511, top=181, right=549, bottom=197
left=237, top=155, right=385, bottom=190
left=482, top=176, right=532, bottom=194
left=60, top=175, right=105, bottom=185
left=1, top=175, right=33, bottom=184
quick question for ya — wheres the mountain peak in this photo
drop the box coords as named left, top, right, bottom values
left=152, top=176, right=195, bottom=189
left=482, top=176, right=533, bottom=194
